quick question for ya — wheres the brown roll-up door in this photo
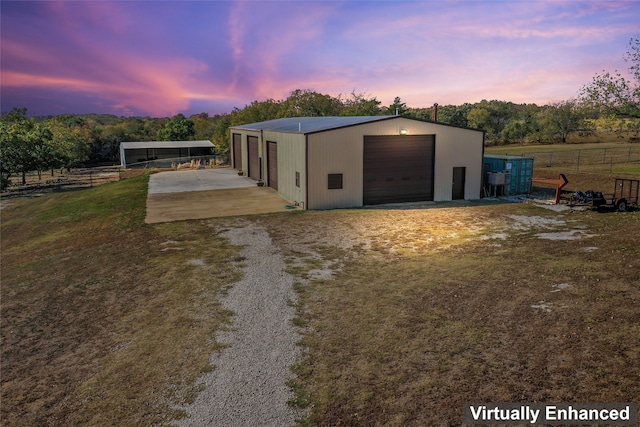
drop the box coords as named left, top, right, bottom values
left=267, top=141, right=278, bottom=190
left=363, top=134, right=435, bottom=205
left=232, top=133, right=242, bottom=170
left=248, top=136, right=259, bottom=180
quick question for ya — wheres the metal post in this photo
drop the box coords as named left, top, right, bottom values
left=610, top=157, right=613, bottom=174
left=576, top=151, right=581, bottom=172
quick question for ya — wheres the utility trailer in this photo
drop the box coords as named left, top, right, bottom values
left=591, top=178, right=640, bottom=212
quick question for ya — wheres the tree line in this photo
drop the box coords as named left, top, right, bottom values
left=2, top=36, right=638, bottom=190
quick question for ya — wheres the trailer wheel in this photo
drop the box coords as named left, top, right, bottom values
left=616, top=199, right=627, bottom=212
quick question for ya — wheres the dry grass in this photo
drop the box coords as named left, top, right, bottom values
left=1, top=174, right=241, bottom=426
left=2, top=143, right=639, bottom=427
left=258, top=203, right=640, bottom=426
left=486, top=142, right=640, bottom=191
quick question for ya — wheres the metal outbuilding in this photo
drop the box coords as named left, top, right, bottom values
left=229, top=116, right=485, bottom=210
left=120, top=140, right=215, bottom=168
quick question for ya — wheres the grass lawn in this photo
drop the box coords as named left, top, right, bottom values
left=259, top=204, right=640, bottom=426
left=2, top=164, right=639, bottom=426
left=1, top=174, right=241, bottom=426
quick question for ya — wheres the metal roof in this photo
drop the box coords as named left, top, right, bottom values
left=484, top=154, right=533, bottom=159
left=120, top=140, right=214, bottom=150
left=229, top=116, right=396, bottom=134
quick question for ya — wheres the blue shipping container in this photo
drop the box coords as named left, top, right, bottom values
left=484, top=155, right=534, bottom=195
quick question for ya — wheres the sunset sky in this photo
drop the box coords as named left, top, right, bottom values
left=1, top=1, right=638, bottom=118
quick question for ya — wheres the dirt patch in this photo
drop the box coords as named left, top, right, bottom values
left=535, top=230, right=597, bottom=240
left=145, top=187, right=297, bottom=223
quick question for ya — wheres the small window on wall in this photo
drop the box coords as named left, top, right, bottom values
left=295, top=171, right=300, bottom=188
left=328, top=173, right=343, bottom=189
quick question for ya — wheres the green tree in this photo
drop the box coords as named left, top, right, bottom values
left=212, top=114, right=232, bottom=154
left=580, top=36, right=640, bottom=119
left=156, top=113, right=196, bottom=141
left=436, top=104, right=472, bottom=127
left=467, top=100, right=517, bottom=141
left=0, top=108, right=54, bottom=187
left=500, top=104, right=541, bottom=143
left=279, top=89, right=342, bottom=117
left=231, top=99, right=282, bottom=125
left=537, top=100, right=584, bottom=143
left=190, top=112, right=217, bottom=141
left=384, top=97, right=408, bottom=116
left=339, top=91, right=381, bottom=116
left=48, top=115, right=92, bottom=168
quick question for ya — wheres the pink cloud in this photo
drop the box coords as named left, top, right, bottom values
left=225, top=1, right=338, bottom=101
left=2, top=0, right=637, bottom=116
left=2, top=38, right=230, bottom=117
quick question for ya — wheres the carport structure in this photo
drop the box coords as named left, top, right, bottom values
left=120, top=140, right=214, bottom=168
left=230, top=116, right=485, bottom=210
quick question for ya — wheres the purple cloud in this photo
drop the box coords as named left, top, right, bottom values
left=1, top=0, right=637, bottom=117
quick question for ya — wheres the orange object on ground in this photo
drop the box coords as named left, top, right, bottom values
left=531, top=174, right=569, bottom=204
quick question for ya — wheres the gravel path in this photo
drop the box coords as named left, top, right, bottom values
left=177, top=222, right=301, bottom=427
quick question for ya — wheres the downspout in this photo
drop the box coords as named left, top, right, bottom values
left=480, top=130, right=486, bottom=199
left=305, top=134, right=309, bottom=210
left=260, top=129, right=264, bottom=181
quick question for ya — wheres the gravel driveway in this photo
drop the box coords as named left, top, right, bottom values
left=177, top=221, right=301, bottom=426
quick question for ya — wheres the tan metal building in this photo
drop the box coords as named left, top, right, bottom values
left=229, top=116, right=484, bottom=210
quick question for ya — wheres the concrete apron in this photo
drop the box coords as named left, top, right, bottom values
left=145, top=168, right=297, bottom=223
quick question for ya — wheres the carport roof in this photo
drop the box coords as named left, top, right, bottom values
left=230, top=116, right=396, bottom=134
left=121, top=140, right=214, bottom=149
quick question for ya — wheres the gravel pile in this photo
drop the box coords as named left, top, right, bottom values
left=177, top=222, right=301, bottom=426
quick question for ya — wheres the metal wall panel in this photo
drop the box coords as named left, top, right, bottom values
left=247, top=136, right=259, bottom=180
left=267, top=141, right=278, bottom=190
left=307, top=118, right=483, bottom=209
left=263, top=131, right=306, bottom=207
left=230, top=117, right=483, bottom=210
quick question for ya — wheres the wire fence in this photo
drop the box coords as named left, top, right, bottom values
left=505, top=146, right=640, bottom=175
left=2, top=154, right=232, bottom=195
left=2, top=167, right=125, bottom=194
left=125, top=154, right=230, bottom=169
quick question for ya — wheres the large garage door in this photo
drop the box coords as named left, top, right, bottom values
left=247, top=136, right=260, bottom=180
left=267, top=141, right=278, bottom=190
left=232, top=133, right=242, bottom=170
left=363, top=135, right=435, bottom=205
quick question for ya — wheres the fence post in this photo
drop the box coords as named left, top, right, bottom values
left=90, top=172, right=93, bottom=187
left=576, top=150, right=581, bottom=172
left=610, top=157, right=613, bottom=174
